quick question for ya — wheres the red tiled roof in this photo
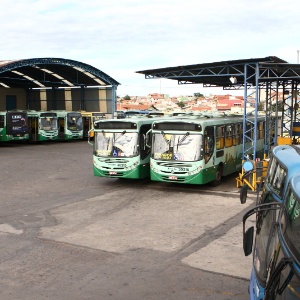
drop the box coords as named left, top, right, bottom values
left=117, top=104, right=150, bottom=111
left=191, top=106, right=212, bottom=111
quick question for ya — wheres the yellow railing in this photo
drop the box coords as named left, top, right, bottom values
left=236, top=157, right=269, bottom=192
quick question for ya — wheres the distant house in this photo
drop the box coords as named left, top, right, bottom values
left=116, top=103, right=149, bottom=111
left=191, top=105, right=212, bottom=111
left=215, top=94, right=244, bottom=111
left=116, top=93, right=245, bottom=113
left=148, top=93, right=166, bottom=100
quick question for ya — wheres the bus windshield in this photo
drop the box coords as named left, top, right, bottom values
left=281, top=188, right=300, bottom=263
left=266, top=188, right=300, bottom=299
left=95, top=131, right=139, bottom=157
left=253, top=193, right=280, bottom=284
left=40, top=117, right=58, bottom=131
left=67, top=114, right=83, bottom=130
left=152, top=133, right=202, bottom=161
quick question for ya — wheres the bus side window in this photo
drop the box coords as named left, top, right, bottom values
left=0, top=115, right=5, bottom=129
left=246, top=122, right=253, bottom=141
left=204, top=126, right=214, bottom=163
left=272, top=165, right=286, bottom=198
left=216, top=125, right=224, bottom=150
left=258, top=121, right=264, bottom=139
left=233, top=123, right=242, bottom=145
left=225, top=125, right=233, bottom=147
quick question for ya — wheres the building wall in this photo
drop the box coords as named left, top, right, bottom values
left=0, top=87, right=114, bottom=112
left=0, top=87, right=27, bottom=110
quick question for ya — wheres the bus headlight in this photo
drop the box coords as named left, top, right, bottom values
left=188, top=167, right=201, bottom=176
left=151, top=167, right=158, bottom=173
left=125, top=161, right=138, bottom=171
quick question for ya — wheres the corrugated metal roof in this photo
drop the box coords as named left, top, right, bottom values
left=0, top=58, right=120, bottom=89
left=136, top=56, right=300, bottom=87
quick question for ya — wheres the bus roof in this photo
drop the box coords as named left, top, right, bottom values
left=94, top=116, right=167, bottom=129
left=290, top=174, right=300, bottom=197
left=27, top=111, right=57, bottom=117
left=272, top=145, right=300, bottom=180
left=52, top=110, right=82, bottom=116
left=151, top=113, right=264, bottom=127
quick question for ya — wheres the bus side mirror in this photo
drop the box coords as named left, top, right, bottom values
left=141, top=134, right=146, bottom=151
left=243, top=226, right=254, bottom=256
left=240, top=184, right=248, bottom=204
left=145, top=130, right=151, bottom=148
left=89, top=130, right=94, bottom=138
left=88, top=129, right=94, bottom=146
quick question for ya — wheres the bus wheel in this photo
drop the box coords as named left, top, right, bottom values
left=210, top=165, right=223, bottom=186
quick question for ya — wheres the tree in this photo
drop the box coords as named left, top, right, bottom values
left=194, top=92, right=204, bottom=98
left=177, top=101, right=185, bottom=109
left=258, top=101, right=265, bottom=111
left=123, top=95, right=130, bottom=100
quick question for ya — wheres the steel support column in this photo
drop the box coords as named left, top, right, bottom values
left=242, top=63, right=259, bottom=160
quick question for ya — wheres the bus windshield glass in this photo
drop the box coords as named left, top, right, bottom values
left=152, top=133, right=202, bottom=161
left=67, top=114, right=83, bottom=130
left=281, top=188, right=300, bottom=263
left=40, top=117, right=58, bottom=131
left=95, top=131, right=138, bottom=157
left=253, top=193, right=279, bottom=284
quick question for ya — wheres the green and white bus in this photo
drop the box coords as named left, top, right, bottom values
left=0, top=110, right=30, bottom=142
left=52, top=110, right=83, bottom=140
left=27, top=111, right=58, bottom=141
left=149, top=113, right=266, bottom=185
left=80, top=111, right=106, bottom=139
left=89, top=116, right=161, bottom=179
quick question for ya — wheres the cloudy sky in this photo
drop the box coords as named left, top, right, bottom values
left=1, top=0, right=299, bottom=97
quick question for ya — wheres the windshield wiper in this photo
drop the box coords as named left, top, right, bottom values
left=161, top=131, right=171, bottom=146
left=265, top=257, right=293, bottom=300
left=176, top=132, right=189, bottom=151
left=263, top=220, right=279, bottom=278
left=114, top=130, right=126, bottom=143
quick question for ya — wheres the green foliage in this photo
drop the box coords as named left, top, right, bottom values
left=177, top=101, right=185, bottom=108
left=258, top=101, right=265, bottom=111
left=123, top=95, right=130, bottom=100
left=194, top=92, right=204, bottom=98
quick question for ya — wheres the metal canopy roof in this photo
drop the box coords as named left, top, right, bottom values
left=0, top=58, right=120, bottom=89
left=137, top=56, right=300, bottom=161
left=136, top=56, right=300, bottom=88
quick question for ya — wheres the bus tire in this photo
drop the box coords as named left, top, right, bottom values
left=210, top=165, right=223, bottom=186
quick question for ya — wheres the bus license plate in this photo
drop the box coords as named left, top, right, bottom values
left=169, top=176, right=177, bottom=180
left=109, top=171, right=117, bottom=175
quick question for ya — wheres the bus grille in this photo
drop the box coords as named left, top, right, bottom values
left=160, top=169, right=188, bottom=175
left=99, top=158, right=129, bottom=164
left=156, top=162, right=192, bottom=168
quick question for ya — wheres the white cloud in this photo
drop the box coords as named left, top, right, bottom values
left=1, top=0, right=300, bottom=96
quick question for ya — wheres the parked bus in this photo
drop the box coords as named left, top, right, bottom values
left=27, top=111, right=58, bottom=141
left=148, top=113, right=265, bottom=185
left=52, top=110, right=83, bottom=140
left=116, top=110, right=149, bottom=119
left=80, top=111, right=106, bottom=138
left=0, top=110, right=29, bottom=142
left=88, top=116, right=161, bottom=179
left=147, top=111, right=165, bottom=117
left=242, top=145, right=300, bottom=300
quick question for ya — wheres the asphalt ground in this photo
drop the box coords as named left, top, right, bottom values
left=0, top=140, right=256, bottom=300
